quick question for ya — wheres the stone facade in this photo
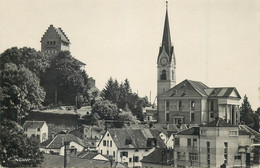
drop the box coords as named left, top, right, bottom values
left=41, top=25, right=70, bottom=54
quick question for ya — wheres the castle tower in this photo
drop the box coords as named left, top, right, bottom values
left=157, top=2, right=176, bottom=96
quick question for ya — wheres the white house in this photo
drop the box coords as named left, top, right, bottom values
left=40, top=133, right=95, bottom=156
left=97, top=128, right=166, bottom=167
left=23, top=121, right=48, bottom=143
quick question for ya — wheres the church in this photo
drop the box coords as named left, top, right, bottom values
left=157, top=3, right=241, bottom=126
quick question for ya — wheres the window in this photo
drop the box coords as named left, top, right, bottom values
left=224, top=142, right=228, bottom=163
left=50, top=41, right=52, bottom=45
left=178, top=101, right=182, bottom=111
left=235, top=155, right=241, bottom=160
left=230, top=130, right=238, bottom=136
left=210, top=101, right=214, bottom=111
left=110, top=141, right=112, bottom=147
left=166, top=112, right=169, bottom=122
left=177, top=152, right=181, bottom=160
left=107, top=150, right=109, bottom=155
left=113, top=151, right=115, bottom=157
left=107, top=133, right=109, bottom=136
left=166, top=101, right=170, bottom=111
left=133, top=156, right=139, bottom=162
left=129, top=158, right=132, bottom=162
left=101, top=150, right=103, bottom=154
left=103, top=140, right=106, bottom=146
left=121, top=152, right=128, bottom=157
left=161, top=70, right=167, bottom=80
left=210, top=112, right=214, bottom=118
left=172, top=70, right=174, bottom=80
left=207, top=142, right=210, bottom=167
left=187, top=139, right=191, bottom=146
left=190, top=101, right=195, bottom=110
left=53, top=41, right=56, bottom=45
left=191, top=112, right=195, bottom=122
left=189, top=153, right=198, bottom=162
left=47, top=41, right=49, bottom=45
left=175, top=138, right=180, bottom=146
left=193, top=139, right=197, bottom=147
left=107, top=140, right=109, bottom=146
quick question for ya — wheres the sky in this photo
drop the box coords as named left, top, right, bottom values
left=0, top=0, right=259, bottom=110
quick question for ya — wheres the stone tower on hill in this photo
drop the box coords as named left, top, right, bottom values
left=40, top=25, right=70, bottom=54
left=157, top=2, right=176, bottom=97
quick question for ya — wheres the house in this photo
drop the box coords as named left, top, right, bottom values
left=143, top=106, right=158, bottom=123
left=173, top=118, right=259, bottom=168
left=40, top=133, right=95, bottom=156
left=69, top=125, right=105, bottom=147
left=23, top=121, right=48, bottom=143
left=41, top=153, right=126, bottom=168
left=141, top=148, right=174, bottom=168
left=97, top=128, right=166, bottom=167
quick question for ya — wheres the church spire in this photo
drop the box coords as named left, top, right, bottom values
left=162, top=1, right=171, bottom=49
left=158, top=1, right=175, bottom=64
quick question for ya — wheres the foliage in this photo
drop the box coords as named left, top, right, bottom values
left=0, top=119, right=43, bottom=167
left=42, top=51, right=87, bottom=105
left=0, top=63, right=45, bottom=122
left=240, top=95, right=254, bottom=125
left=0, top=47, right=51, bottom=77
left=101, top=78, right=149, bottom=121
left=91, top=100, right=119, bottom=120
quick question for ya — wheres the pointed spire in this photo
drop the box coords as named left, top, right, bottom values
left=162, top=1, right=172, bottom=51
left=158, top=1, right=174, bottom=64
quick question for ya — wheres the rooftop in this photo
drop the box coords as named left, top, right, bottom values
left=141, top=148, right=174, bottom=165
left=23, top=121, right=46, bottom=129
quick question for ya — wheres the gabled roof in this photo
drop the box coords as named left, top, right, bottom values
left=55, top=27, right=70, bottom=44
left=205, top=87, right=241, bottom=99
left=177, top=127, right=200, bottom=136
left=23, top=121, right=46, bottom=129
left=105, top=128, right=166, bottom=149
left=159, top=79, right=209, bottom=97
left=41, top=154, right=126, bottom=168
left=202, top=118, right=235, bottom=127
left=141, top=148, right=174, bottom=165
left=41, top=133, right=94, bottom=149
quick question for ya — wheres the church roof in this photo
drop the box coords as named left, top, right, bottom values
left=205, top=87, right=241, bottom=99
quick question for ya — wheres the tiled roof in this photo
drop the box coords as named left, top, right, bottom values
left=55, top=27, right=70, bottom=44
left=203, top=118, right=235, bottom=127
left=106, top=128, right=166, bottom=149
left=141, top=148, right=174, bottom=165
left=205, top=87, right=241, bottom=98
left=23, top=121, right=46, bottom=129
left=187, top=80, right=209, bottom=96
left=177, top=127, right=200, bottom=135
left=41, top=133, right=94, bottom=149
left=41, top=154, right=126, bottom=168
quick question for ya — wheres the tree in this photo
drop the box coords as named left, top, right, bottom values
left=240, top=95, right=254, bottom=125
left=0, top=47, right=51, bottom=77
left=43, top=51, right=86, bottom=105
left=0, top=119, right=43, bottom=167
left=0, top=63, right=45, bottom=123
left=91, top=100, right=119, bottom=120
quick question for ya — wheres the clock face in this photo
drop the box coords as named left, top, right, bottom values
left=160, top=57, right=168, bottom=66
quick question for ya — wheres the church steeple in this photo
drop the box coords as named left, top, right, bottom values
left=158, top=1, right=175, bottom=64
left=157, top=1, right=176, bottom=96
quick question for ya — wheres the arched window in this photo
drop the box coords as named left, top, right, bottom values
left=161, top=70, right=167, bottom=80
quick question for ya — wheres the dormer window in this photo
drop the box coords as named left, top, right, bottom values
left=147, top=138, right=157, bottom=147
left=125, top=138, right=132, bottom=145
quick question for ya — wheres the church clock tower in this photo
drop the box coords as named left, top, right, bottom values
left=157, top=2, right=176, bottom=96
